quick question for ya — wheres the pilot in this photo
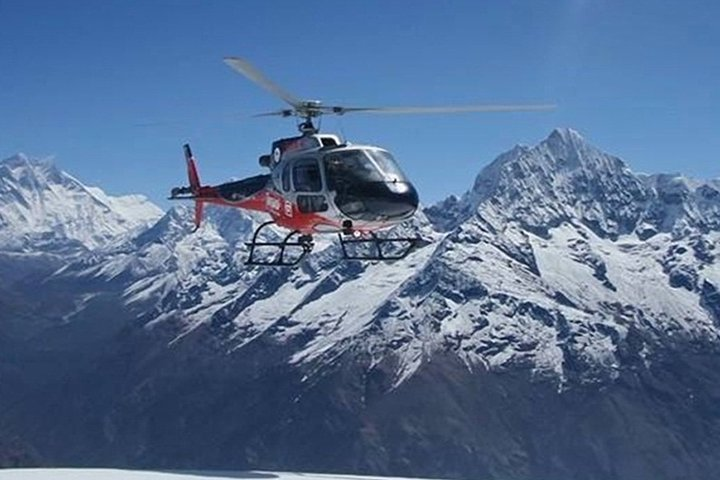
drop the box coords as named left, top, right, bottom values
left=296, top=165, right=322, bottom=192
left=324, top=156, right=346, bottom=190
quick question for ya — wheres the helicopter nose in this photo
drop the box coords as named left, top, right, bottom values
left=334, top=181, right=419, bottom=221
left=381, top=181, right=419, bottom=218
left=357, top=181, right=418, bottom=220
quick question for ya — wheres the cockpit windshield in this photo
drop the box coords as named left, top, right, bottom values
left=366, top=149, right=406, bottom=182
left=323, top=148, right=407, bottom=190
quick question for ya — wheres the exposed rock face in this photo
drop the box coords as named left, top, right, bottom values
left=2, top=130, right=720, bottom=480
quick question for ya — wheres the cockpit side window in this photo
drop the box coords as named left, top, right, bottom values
left=281, top=164, right=291, bottom=191
left=292, top=158, right=322, bottom=192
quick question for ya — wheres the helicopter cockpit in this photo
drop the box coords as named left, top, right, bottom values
left=271, top=145, right=418, bottom=222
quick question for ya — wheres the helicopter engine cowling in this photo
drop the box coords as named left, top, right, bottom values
left=259, top=154, right=272, bottom=168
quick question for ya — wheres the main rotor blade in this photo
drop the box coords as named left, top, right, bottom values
left=252, top=110, right=295, bottom=118
left=223, top=57, right=303, bottom=109
left=330, top=104, right=556, bottom=115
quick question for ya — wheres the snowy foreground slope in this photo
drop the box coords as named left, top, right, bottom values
left=0, top=469, right=424, bottom=480
left=2, top=129, right=720, bottom=480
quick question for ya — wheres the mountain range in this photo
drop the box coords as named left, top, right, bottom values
left=1, top=128, right=720, bottom=480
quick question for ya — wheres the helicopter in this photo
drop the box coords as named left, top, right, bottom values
left=170, top=57, right=554, bottom=266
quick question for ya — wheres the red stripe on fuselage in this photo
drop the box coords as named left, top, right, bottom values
left=194, top=187, right=404, bottom=235
left=193, top=188, right=341, bottom=234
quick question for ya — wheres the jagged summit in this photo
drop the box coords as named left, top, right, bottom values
left=0, top=153, right=70, bottom=188
left=0, top=152, right=71, bottom=177
left=426, top=128, right=646, bottom=237
left=0, top=152, right=30, bottom=165
left=426, top=128, right=719, bottom=239
left=476, top=127, right=630, bottom=189
left=0, top=152, right=39, bottom=167
left=547, top=126, right=584, bottom=143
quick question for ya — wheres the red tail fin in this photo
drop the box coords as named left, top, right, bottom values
left=184, top=144, right=201, bottom=194
left=184, top=143, right=204, bottom=231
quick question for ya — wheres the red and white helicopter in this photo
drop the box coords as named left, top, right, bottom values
left=170, top=57, right=553, bottom=266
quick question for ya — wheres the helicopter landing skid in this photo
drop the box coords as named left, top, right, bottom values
left=246, top=221, right=314, bottom=267
left=338, top=232, right=428, bottom=261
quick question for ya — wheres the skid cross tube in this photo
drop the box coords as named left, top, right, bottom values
left=246, top=221, right=314, bottom=267
left=338, top=232, right=426, bottom=261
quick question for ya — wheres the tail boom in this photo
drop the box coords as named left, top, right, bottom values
left=170, top=143, right=271, bottom=231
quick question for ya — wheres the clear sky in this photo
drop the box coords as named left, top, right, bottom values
left=1, top=0, right=719, bottom=207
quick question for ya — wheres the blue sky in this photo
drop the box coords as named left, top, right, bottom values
left=1, top=0, right=719, bottom=207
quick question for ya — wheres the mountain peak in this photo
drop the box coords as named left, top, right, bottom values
left=543, top=127, right=606, bottom=160
left=1, top=152, right=56, bottom=171
left=474, top=128, right=626, bottom=191
left=0, top=154, right=162, bottom=253
left=454, top=127, right=720, bottom=240
left=0, top=153, right=70, bottom=190
left=547, top=127, right=585, bottom=144
left=477, top=128, right=619, bottom=183
left=0, top=152, right=29, bottom=165
left=459, top=128, right=650, bottom=237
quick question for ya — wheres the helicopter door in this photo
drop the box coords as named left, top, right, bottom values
left=281, top=163, right=292, bottom=192
left=292, top=157, right=328, bottom=213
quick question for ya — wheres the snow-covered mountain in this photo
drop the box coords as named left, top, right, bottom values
left=2, top=130, right=720, bottom=480
left=0, top=154, right=162, bottom=253
left=53, top=128, right=720, bottom=386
